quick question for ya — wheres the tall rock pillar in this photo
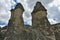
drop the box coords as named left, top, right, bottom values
left=5, top=3, right=25, bottom=40
left=8, top=3, right=24, bottom=27
left=32, top=2, right=50, bottom=28
left=32, top=2, right=55, bottom=40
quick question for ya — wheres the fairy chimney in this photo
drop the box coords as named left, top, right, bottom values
left=8, top=3, right=24, bottom=27
left=32, top=2, right=50, bottom=28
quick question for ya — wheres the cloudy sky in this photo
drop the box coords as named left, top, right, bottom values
left=0, top=0, right=60, bottom=28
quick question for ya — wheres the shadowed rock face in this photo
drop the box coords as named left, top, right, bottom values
left=32, top=1, right=50, bottom=28
left=32, top=2, right=47, bottom=13
left=3, top=3, right=25, bottom=40
left=8, top=3, right=24, bottom=27
left=32, top=2, right=48, bottom=28
left=0, top=2, right=60, bottom=40
left=32, top=2, right=56, bottom=40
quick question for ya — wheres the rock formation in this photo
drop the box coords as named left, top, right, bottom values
left=5, top=3, right=25, bottom=40
left=32, top=2, right=56, bottom=40
left=0, top=2, right=60, bottom=40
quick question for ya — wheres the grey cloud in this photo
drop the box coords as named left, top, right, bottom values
left=0, top=0, right=11, bottom=27
left=47, top=6, right=60, bottom=23
left=0, top=10, right=10, bottom=19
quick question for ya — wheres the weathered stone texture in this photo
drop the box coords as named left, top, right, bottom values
left=0, top=2, right=60, bottom=40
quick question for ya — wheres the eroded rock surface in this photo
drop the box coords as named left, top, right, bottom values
left=0, top=2, right=60, bottom=40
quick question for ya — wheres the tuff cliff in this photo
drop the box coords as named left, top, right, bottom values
left=0, top=2, right=60, bottom=40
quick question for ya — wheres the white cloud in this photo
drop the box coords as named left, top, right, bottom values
left=48, top=18, right=60, bottom=25
left=0, top=0, right=11, bottom=27
left=48, top=19, right=58, bottom=25
left=47, top=0, right=60, bottom=24
left=58, top=6, right=60, bottom=11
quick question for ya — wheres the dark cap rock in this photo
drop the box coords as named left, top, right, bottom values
left=32, top=2, right=47, bottom=13
left=11, top=3, right=24, bottom=11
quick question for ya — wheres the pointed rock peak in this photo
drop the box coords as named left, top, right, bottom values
left=32, top=1, right=47, bottom=13
left=10, top=3, right=24, bottom=11
left=15, top=3, right=24, bottom=11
